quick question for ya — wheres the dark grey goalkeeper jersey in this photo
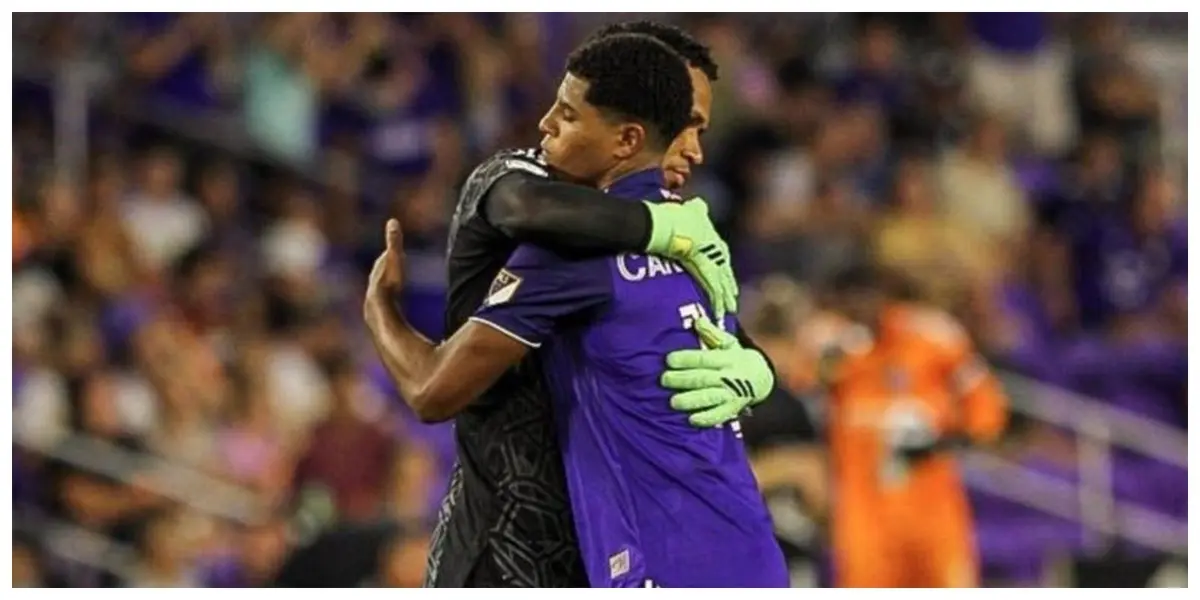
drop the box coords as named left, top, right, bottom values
left=423, top=148, right=587, bottom=588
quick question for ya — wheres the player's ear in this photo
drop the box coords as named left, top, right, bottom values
left=613, top=122, right=646, bottom=160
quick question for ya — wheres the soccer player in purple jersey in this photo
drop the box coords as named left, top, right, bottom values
left=404, top=24, right=761, bottom=587
left=365, top=32, right=787, bottom=587
left=407, top=23, right=763, bottom=583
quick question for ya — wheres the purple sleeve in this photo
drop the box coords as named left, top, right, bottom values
left=470, top=244, right=612, bottom=348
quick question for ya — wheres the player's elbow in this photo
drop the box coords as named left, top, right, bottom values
left=412, top=402, right=454, bottom=424
left=410, top=388, right=458, bottom=424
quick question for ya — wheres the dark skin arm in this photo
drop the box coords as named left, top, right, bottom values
left=370, top=160, right=780, bottom=423
left=366, top=301, right=528, bottom=424
left=483, top=171, right=652, bottom=254
left=364, top=219, right=529, bottom=423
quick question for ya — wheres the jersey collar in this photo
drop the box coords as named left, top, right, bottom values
left=604, top=168, right=667, bottom=201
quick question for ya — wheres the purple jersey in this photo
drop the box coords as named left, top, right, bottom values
left=473, top=169, right=787, bottom=588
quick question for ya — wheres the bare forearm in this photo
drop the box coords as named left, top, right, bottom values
left=365, top=297, right=530, bottom=422
left=364, top=299, right=440, bottom=413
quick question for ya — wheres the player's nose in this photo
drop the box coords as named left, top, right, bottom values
left=684, top=141, right=703, bottom=166
left=538, top=114, right=555, bottom=138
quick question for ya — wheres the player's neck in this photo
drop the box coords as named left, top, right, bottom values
left=597, top=154, right=662, bottom=191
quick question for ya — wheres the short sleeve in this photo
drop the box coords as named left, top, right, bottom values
left=470, top=243, right=611, bottom=348
left=929, top=315, right=991, bottom=397
left=454, top=148, right=548, bottom=229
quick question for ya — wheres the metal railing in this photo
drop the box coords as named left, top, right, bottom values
left=14, top=512, right=141, bottom=581
left=14, top=430, right=268, bottom=581
left=17, top=432, right=269, bottom=525
left=964, top=371, right=1187, bottom=557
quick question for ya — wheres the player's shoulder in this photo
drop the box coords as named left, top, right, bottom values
left=892, top=304, right=968, bottom=351
left=455, top=148, right=550, bottom=226
left=509, top=241, right=609, bottom=274
left=469, top=148, right=550, bottom=186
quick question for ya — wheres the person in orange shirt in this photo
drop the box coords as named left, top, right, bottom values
left=805, top=264, right=1008, bottom=588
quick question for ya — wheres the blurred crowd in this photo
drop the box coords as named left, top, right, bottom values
left=11, top=13, right=1187, bottom=587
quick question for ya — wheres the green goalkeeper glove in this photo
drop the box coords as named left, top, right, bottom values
left=643, top=197, right=739, bottom=323
left=660, top=316, right=775, bottom=428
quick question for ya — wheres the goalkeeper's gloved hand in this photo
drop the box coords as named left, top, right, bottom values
left=643, top=197, right=738, bottom=323
left=660, top=316, right=774, bottom=428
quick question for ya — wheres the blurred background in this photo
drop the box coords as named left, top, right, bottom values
left=10, top=12, right=1187, bottom=588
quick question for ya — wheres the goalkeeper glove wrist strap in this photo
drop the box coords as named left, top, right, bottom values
left=642, top=201, right=676, bottom=254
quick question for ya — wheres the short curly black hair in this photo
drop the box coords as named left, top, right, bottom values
left=589, top=20, right=719, bottom=82
left=565, top=33, right=693, bottom=150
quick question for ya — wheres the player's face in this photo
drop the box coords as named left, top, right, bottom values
left=538, top=74, right=629, bottom=187
left=662, top=67, right=712, bottom=190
